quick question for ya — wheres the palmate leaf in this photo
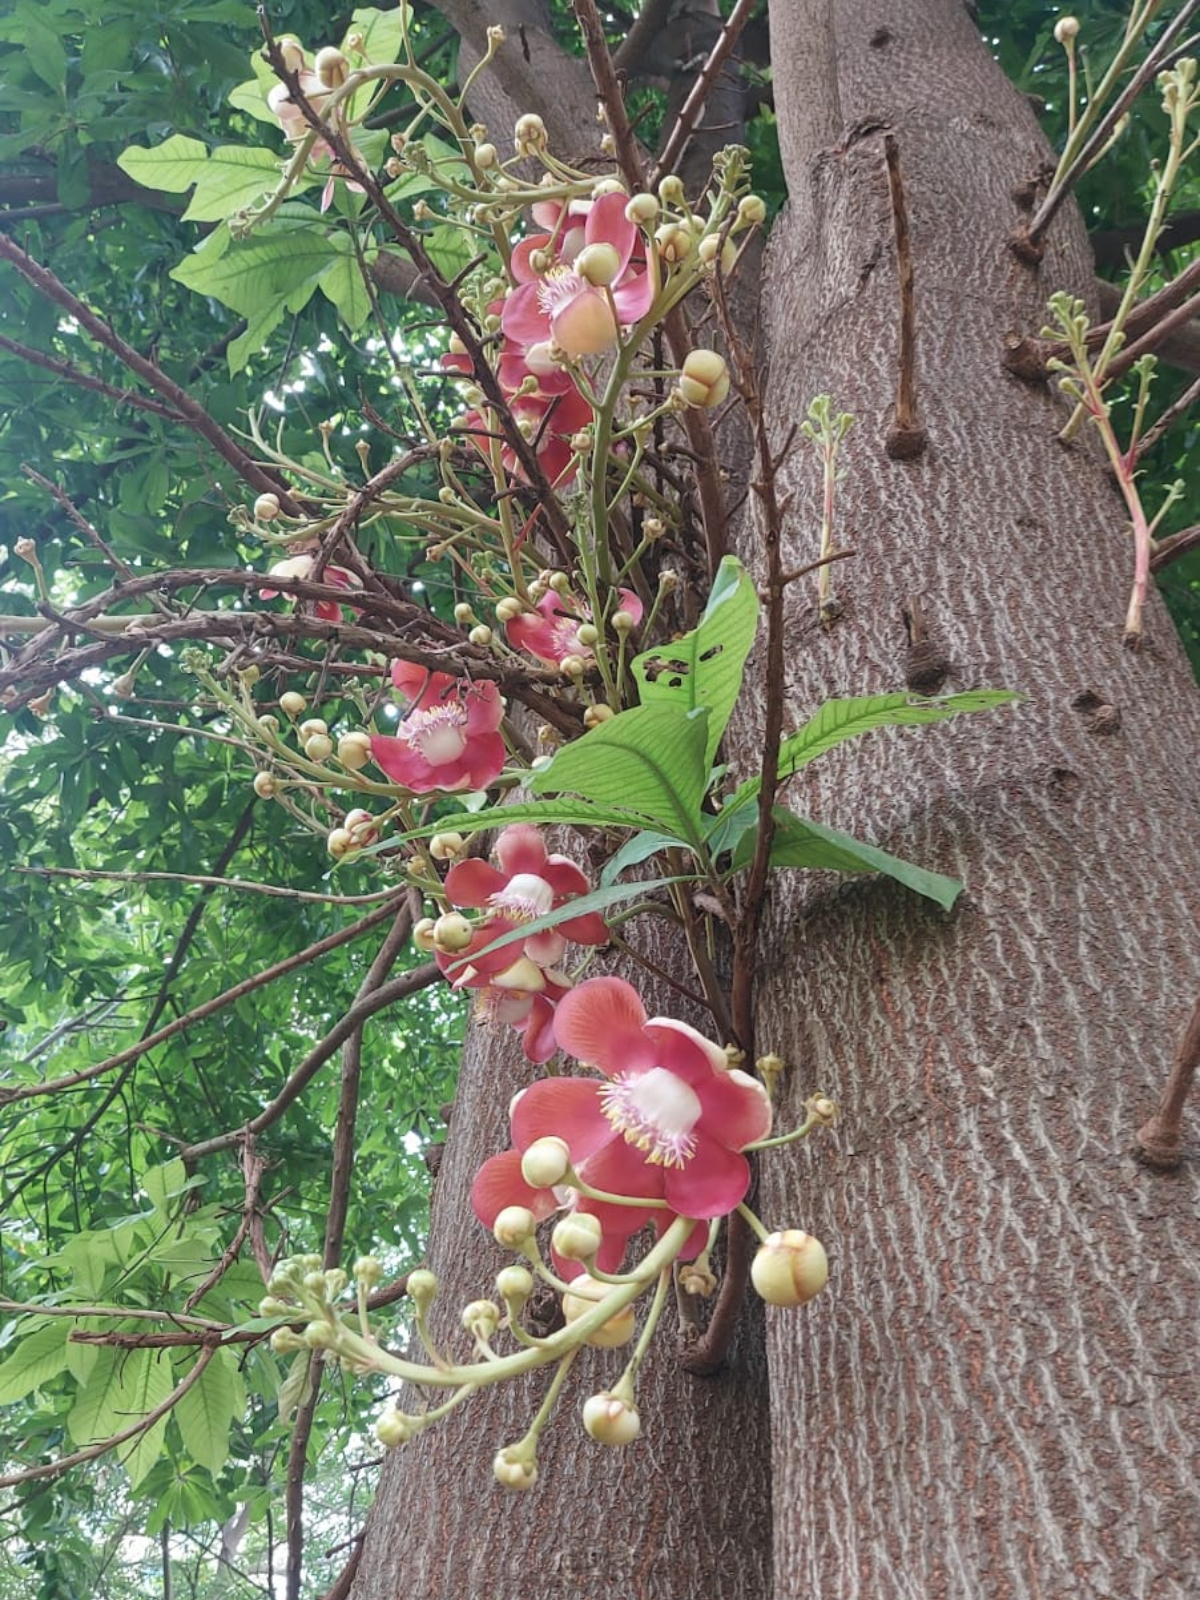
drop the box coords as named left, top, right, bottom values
left=117, top=137, right=286, bottom=222
left=529, top=703, right=710, bottom=845
left=631, top=555, right=759, bottom=769
left=733, top=807, right=963, bottom=911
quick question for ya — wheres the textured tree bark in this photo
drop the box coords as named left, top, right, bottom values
left=754, top=3, right=1200, bottom=1598
left=350, top=4, right=1200, bottom=1599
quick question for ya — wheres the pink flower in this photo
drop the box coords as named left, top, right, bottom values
left=368, top=661, right=506, bottom=794
left=447, top=335, right=592, bottom=488
left=501, top=192, right=657, bottom=359
left=440, top=824, right=609, bottom=975
left=505, top=587, right=643, bottom=667
left=472, top=977, right=772, bottom=1271
left=259, top=554, right=362, bottom=622
left=472, top=965, right=569, bottom=1065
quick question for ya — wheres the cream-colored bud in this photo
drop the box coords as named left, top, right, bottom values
left=698, top=233, right=736, bottom=272
left=582, top=1392, right=642, bottom=1446
left=1054, top=16, right=1080, bottom=44
left=496, top=596, right=524, bottom=624
left=462, top=1299, right=501, bottom=1338
left=493, top=1447, right=537, bottom=1490
left=337, top=731, right=372, bottom=770
left=278, top=37, right=306, bottom=74
left=551, top=1212, right=603, bottom=1262
left=496, top=1264, right=534, bottom=1305
left=429, top=831, right=466, bottom=861
left=258, top=714, right=279, bottom=734
left=583, top=704, right=615, bottom=729
left=111, top=674, right=136, bottom=698
left=469, top=624, right=494, bottom=647
left=493, top=1205, right=538, bottom=1248
left=314, top=46, right=349, bottom=87
left=486, top=24, right=505, bottom=47
left=679, top=349, right=730, bottom=409
left=354, top=1255, right=383, bottom=1286
left=658, top=569, right=680, bottom=593
left=406, top=1269, right=438, bottom=1308
left=376, top=1407, right=418, bottom=1448
left=514, top=113, right=547, bottom=154
left=521, top=1136, right=571, bottom=1188
left=327, top=827, right=354, bottom=858
left=413, top=917, right=438, bottom=953
left=254, top=492, right=282, bottom=521
left=611, top=609, right=637, bottom=633
left=626, top=192, right=659, bottom=225
left=658, top=174, right=685, bottom=205
left=304, top=1322, right=336, bottom=1349
left=253, top=771, right=277, bottom=799
left=680, top=1262, right=718, bottom=1297
left=475, top=141, right=499, bottom=169
left=560, top=653, right=586, bottom=678
left=454, top=601, right=475, bottom=625
left=299, top=718, right=328, bottom=741
left=576, top=623, right=599, bottom=648
left=433, top=912, right=474, bottom=953
left=738, top=194, right=767, bottom=226
left=344, top=808, right=376, bottom=844
left=304, top=733, right=334, bottom=762
left=655, top=223, right=692, bottom=263
left=562, top=1275, right=636, bottom=1347
left=280, top=691, right=307, bottom=717
left=750, top=1230, right=829, bottom=1307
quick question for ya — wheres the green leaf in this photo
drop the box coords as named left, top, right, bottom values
left=117, top=134, right=212, bottom=195
left=735, top=808, right=964, bottom=911
left=277, top=1349, right=315, bottom=1423
left=171, top=220, right=338, bottom=324
left=443, top=873, right=695, bottom=975
left=173, top=1348, right=241, bottom=1476
left=530, top=704, right=710, bottom=844
left=181, top=146, right=283, bottom=223
left=119, top=1349, right=175, bottom=1490
left=319, top=247, right=375, bottom=330
left=600, top=829, right=691, bottom=887
left=631, top=555, right=758, bottom=768
left=142, top=1157, right=191, bottom=1215
left=0, top=1321, right=70, bottom=1403
left=720, top=690, right=1022, bottom=823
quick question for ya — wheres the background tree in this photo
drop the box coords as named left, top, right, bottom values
left=1, top=4, right=1198, bottom=1600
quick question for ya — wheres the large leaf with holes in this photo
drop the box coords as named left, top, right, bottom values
left=529, top=703, right=710, bottom=844
left=631, top=556, right=758, bottom=768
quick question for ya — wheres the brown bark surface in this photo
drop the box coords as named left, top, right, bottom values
left=754, top=4, right=1200, bottom=1598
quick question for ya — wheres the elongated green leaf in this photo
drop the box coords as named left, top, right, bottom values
left=173, top=1348, right=241, bottom=1476
left=444, top=873, right=695, bottom=975
left=117, top=134, right=212, bottom=194
left=352, top=798, right=660, bottom=860
left=734, top=808, right=963, bottom=910
left=600, top=829, right=691, bottom=886
left=631, top=555, right=758, bottom=768
left=719, top=690, right=1021, bottom=824
left=0, top=1321, right=70, bottom=1403
left=171, top=220, right=338, bottom=318
left=530, top=704, right=710, bottom=843
left=181, top=146, right=283, bottom=222
left=119, top=1349, right=175, bottom=1490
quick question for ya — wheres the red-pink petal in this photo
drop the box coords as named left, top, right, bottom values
left=540, top=857, right=589, bottom=899
left=555, top=910, right=609, bottom=947
left=462, top=681, right=505, bottom=734
left=524, top=929, right=567, bottom=967
left=462, top=733, right=506, bottom=790
left=663, top=1136, right=750, bottom=1219
left=612, top=269, right=656, bottom=326
left=501, top=281, right=551, bottom=348
left=552, top=977, right=654, bottom=1077
left=576, top=1136, right=665, bottom=1206
left=511, top=1077, right=613, bottom=1159
left=642, top=1017, right=728, bottom=1086
left=585, top=190, right=637, bottom=273
left=694, top=1069, right=773, bottom=1151
left=444, top=859, right=507, bottom=909
left=510, top=234, right=555, bottom=283
left=616, top=587, right=644, bottom=624
left=655, top=1213, right=710, bottom=1261
left=519, top=994, right=560, bottom=1063
left=496, top=825, right=548, bottom=876
left=471, top=1149, right=558, bottom=1227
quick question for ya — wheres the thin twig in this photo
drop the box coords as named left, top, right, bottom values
left=0, top=334, right=184, bottom=420
left=1135, top=993, right=1200, bottom=1169
left=571, top=0, right=646, bottom=190
left=652, top=0, right=759, bottom=184
left=1149, top=523, right=1200, bottom=571
left=19, top=864, right=399, bottom=906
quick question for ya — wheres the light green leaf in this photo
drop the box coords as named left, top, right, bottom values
left=174, top=1348, right=241, bottom=1476
left=319, top=248, right=375, bottom=330
left=530, top=704, right=710, bottom=844
left=181, top=146, right=283, bottom=222
left=119, top=1350, right=175, bottom=1490
left=719, top=690, right=1022, bottom=824
left=734, top=808, right=964, bottom=911
left=67, top=1346, right=123, bottom=1445
left=171, top=220, right=338, bottom=319
left=117, top=134, right=212, bottom=195
left=345, top=6, right=410, bottom=118
left=631, top=555, right=758, bottom=768
left=142, top=1157, right=190, bottom=1215
left=277, top=1350, right=315, bottom=1423
left=600, top=829, right=691, bottom=887
left=0, top=1321, right=70, bottom=1403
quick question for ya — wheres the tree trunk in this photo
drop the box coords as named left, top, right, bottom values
left=352, top=4, right=1200, bottom=1598
left=756, top=4, right=1200, bottom=1598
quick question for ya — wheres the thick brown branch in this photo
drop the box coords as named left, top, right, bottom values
left=1150, top=524, right=1200, bottom=573
left=883, top=134, right=927, bottom=460
left=1135, top=994, right=1200, bottom=1169
left=0, top=334, right=184, bottom=420
left=571, top=0, right=647, bottom=190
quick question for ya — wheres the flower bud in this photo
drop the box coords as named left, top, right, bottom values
left=454, top=601, right=475, bottom=624
left=299, top=718, right=328, bottom=741
left=327, top=827, right=353, bottom=858
left=304, top=1322, right=336, bottom=1349
left=337, top=731, right=372, bottom=769
left=626, top=192, right=659, bottom=226
left=1054, top=16, right=1080, bottom=44
left=583, top=704, right=614, bottom=729
left=305, top=733, right=334, bottom=762
left=406, top=1268, right=438, bottom=1309
left=551, top=1212, right=603, bottom=1262
left=496, top=1264, right=534, bottom=1307
left=344, top=808, right=378, bottom=846
left=462, top=1298, right=501, bottom=1339
left=576, top=623, right=599, bottom=648
left=429, top=831, right=466, bottom=861
left=562, top=1276, right=635, bottom=1347
left=314, top=46, right=349, bottom=87
left=354, top=1255, right=383, bottom=1286
left=658, top=174, right=685, bottom=205
left=582, top=1392, right=642, bottom=1446
left=111, top=674, right=136, bottom=698
left=258, top=714, right=279, bottom=734
left=493, top=1446, right=537, bottom=1490
left=254, top=492, right=281, bottom=521
left=576, top=242, right=621, bottom=287
left=655, top=223, right=692, bottom=263
left=520, top=1136, right=571, bottom=1188
left=280, top=691, right=307, bottom=718
left=253, top=771, right=277, bottom=799
left=376, top=1407, right=418, bottom=1448
left=270, top=1327, right=306, bottom=1353
left=493, top=1205, right=538, bottom=1248
left=475, top=140, right=499, bottom=169
left=413, top=916, right=438, bottom=953
left=433, top=912, right=474, bottom=953
left=560, top=653, right=586, bottom=679
left=680, top=349, right=730, bottom=409
left=679, top=1262, right=718, bottom=1297
left=469, top=624, right=494, bottom=647
left=496, top=596, right=524, bottom=624
left=738, top=194, right=767, bottom=226
left=750, top=1230, right=829, bottom=1307
left=278, top=36, right=306, bottom=73
left=514, top=113, right=547, bottom=154
left=611, top=609, right=637, bottom=633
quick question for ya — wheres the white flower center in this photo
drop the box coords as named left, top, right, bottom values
left=536, top=265, right=585, bottom=319
left=489, top=872, right=554, bottom=921
left=599, top=1066, right=701, bottom=1169
left=405, top=702, right=467, bottom=766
